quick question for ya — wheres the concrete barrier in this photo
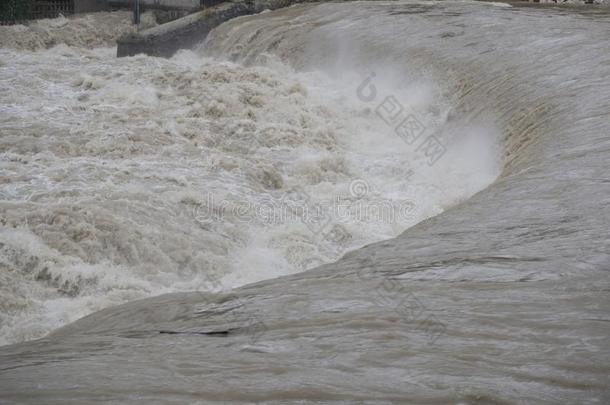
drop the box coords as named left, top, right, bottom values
left=116, top=0, right=304, bottom=58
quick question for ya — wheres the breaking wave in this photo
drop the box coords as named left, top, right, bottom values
left=0, top=8, right=500, bottom=345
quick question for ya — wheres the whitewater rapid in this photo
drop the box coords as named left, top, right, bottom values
left=0, top=1, right=609, bottom=403
left=0, top=9, right=499, bottom=345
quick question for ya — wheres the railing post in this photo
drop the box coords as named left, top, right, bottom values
left=133, top=0, right=140, bottom=26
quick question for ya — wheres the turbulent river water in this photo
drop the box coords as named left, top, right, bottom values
left=0, top=7, right=499, bottom=346
left=1, top=1, right=609, bottom=403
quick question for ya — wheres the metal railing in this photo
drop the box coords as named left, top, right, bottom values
left=0, top=0, right=73, bottom=25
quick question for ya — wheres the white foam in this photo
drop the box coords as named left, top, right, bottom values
left=0, top=14, right=500, bottom=346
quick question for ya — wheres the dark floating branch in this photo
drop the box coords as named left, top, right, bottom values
left=159, top=329, right=237, bottom=337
